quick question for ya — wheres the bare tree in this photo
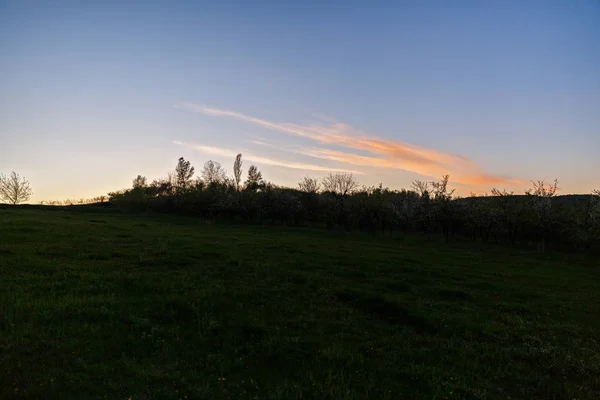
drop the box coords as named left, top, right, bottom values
left=245, top=165, right=264, bottom=191
left=298, top=176, right=320, bottom=193
left=201, top=160, right=227, bottom=184
left=430, top=175, right=455, bottom=200
left=132, top=175, right=147, bottom=189
left=233, top=154, right=243, bottom=191
left=490, top=188, right=514, bottom=196
left=175, top=157, right=195, bottom=188
left=0, top=171, right=33, bottom=205
left=167, top=172, right=177, bottom=191
left=593, top=189, right=599, bottom=196
left=322, top=173, right=358, bottom=195
left=526, top=179, right=559, bottom=197
left=411, top=180, right=430, bottom=196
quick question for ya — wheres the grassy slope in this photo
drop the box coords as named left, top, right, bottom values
left=0, top=207, right=598, bottom=400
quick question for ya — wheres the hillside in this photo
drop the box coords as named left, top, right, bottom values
left=1, top=207, right=599, bottom=399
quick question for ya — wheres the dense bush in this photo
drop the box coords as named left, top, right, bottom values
left=108, top=156, right=600, bottom=252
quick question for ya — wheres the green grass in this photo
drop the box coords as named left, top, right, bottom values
left=1, top=207, right=599, bottom=400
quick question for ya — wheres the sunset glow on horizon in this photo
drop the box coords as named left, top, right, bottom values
left=1, top=1, right=598, bottom=202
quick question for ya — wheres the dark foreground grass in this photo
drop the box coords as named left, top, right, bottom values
left=1, top=207, right=599, bottom=400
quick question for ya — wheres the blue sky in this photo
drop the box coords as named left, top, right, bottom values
left=1, top=1, right=599, bottom=201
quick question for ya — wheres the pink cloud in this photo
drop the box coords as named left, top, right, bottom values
left=177, top=102, right=521, bottom=187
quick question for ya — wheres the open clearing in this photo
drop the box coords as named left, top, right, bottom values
left=1, top=207, right=599, bottom=399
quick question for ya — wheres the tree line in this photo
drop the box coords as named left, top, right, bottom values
left=107, top=155, right=600, bottom=252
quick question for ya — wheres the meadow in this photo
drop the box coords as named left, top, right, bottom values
left=1, top=206, right=598, bottom=399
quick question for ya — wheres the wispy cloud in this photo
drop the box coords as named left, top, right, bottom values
left=176, top=102, right=521, bottom=186
left=172, top=141, right=362, bottom=174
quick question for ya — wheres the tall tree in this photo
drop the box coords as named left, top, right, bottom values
left=298, top=176, right=320, bottom=193
left=430, top=175, right=455, bottom=201
left=411, top=180, right=430, bottom=196
left=175, top=157, right=195, bottom=188
left=0, top=171, right=33, bottom=205
left=233, top=154, right=243, bottom=191
left=132, top=175, right=147, bottom=189
left=245, top=165, right=264, bottom=191
left=201, top=160, right=227, bottom=184
left=322, top=173, right=358, bottom=195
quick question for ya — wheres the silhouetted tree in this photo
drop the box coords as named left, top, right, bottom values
left=489, top=186, right=519, bottom=243
left=175, top=157, right=195, bottom=188
left=233, top=154, right=243, bottom=191
left=431, top=175, right=455, bottom=201
left=429, top=175, right=457, bottom=240
left=411, top=180, right=430, bottom=196
left=322, top=173, right=358, bottom=195
left=132, top=175, right=147, bottom=189
left=104, top=153, right=600, bottom=252
left=298, top=176, right=320, bottom=193
left=245, top=165, right=264, bottom=191
left=525, top=179, right=560, bottom=252
left=201, top=160, right=226, bottom=184
left=0, top=172, right=33, bottom=205
left=526, top=179, right=559, bottom=198
left=490, top=188, right=514, bottom=196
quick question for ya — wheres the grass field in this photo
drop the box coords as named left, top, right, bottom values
left=1, top=206, right=599, bottom=400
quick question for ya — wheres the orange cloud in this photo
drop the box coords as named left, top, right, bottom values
left=177, top=102, right=521, bottom=187
left=172, top=141, right=361, bottom=174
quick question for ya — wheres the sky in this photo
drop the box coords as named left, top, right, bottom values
left=1, top=0, right=599, bottom=202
